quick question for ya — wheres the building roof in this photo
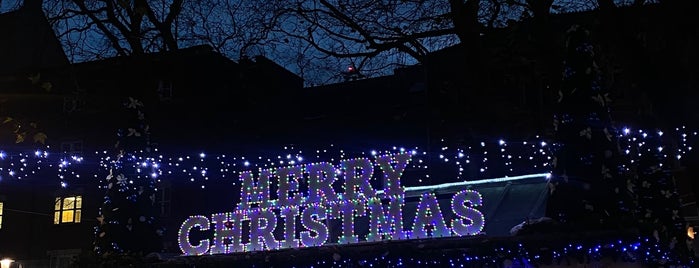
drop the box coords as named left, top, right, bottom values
left=0, top=6, right=68, bottom=75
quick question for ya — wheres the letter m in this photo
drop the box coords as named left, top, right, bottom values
left=238, top=169, right=272, bottom=210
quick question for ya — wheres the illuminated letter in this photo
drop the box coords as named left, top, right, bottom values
left=238, top=169, right=273, bottom=210
left=341, top=158, right=376, bottom=199
left=451, top=190, right=485, bottom=236
left=411, top=192, right=450, bottom=239
left=338, top=200, right=366, bottom=244
left=178, top=215, right=210, bottom=256
left=210, top=212, right=244, bottom=254
left=376, top=153, right=411, bottom=196
left=247, top=209, right=279, bottom=251
left=279, top=206, right=300, bottom=249
left=277, top=165, right=304, bottom=207
left=367, top=197, right=407, bottom=242
left=301, top=205, right=328, bottom=247
left=307, top=163, right=337, bottom=204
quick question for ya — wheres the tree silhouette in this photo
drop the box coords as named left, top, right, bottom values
left=547, top=24, right=632, bottom=229
left=547, top=24, right=690, bottom=264
left=93, top=97, right=162, bottom=261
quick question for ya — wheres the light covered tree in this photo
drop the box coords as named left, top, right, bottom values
left=547, top=24, right=690, bottom=264
left=93, top=97, right=162, bottom=262
left=547, top=24, right=631, bottom=229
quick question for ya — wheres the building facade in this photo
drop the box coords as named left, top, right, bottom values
left=0, top=3, right=698, bottom=268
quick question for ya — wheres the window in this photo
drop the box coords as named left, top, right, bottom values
left=54, top=196, right=82, bottom=224
left=48, top=249, right=81, bottom=268
left=157, top=186, right=171, bottom=217
left=0, top=202, right=3, bottom=229
left=62, top=96, right=84, bottom=113
left=157, top=80, right=173, bottom=100
left=60, top=140, right=83, bottom=156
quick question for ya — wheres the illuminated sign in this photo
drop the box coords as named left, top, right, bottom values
left=178, top=153, right=485, bottom=255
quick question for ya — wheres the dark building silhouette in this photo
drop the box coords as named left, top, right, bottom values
left=0, top=5, right=309, bottom=263
left=0, top=4, right=68, bottom=76
left=0, top=2, right=697, bottom=267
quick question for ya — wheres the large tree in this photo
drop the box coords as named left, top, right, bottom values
left=10, top=0, right=675, bottom=84
left=256, top=0, right=497, bottom=81
left=43, top=0, right=183, bottom=58
left=547, top=23, right=691, bottom=264
left=35, top=1, right=510, bottom=79
left=93, top=97, right=162, bottom=262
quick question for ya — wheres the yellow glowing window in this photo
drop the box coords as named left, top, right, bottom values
left=0, top=202, right=3, bottom=229
left=54, top=196, right=82, bottom=224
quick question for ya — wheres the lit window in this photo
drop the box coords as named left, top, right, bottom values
left=0, top=202, right=3, bottom=229
left=54, top=196, right=82, bottom=224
